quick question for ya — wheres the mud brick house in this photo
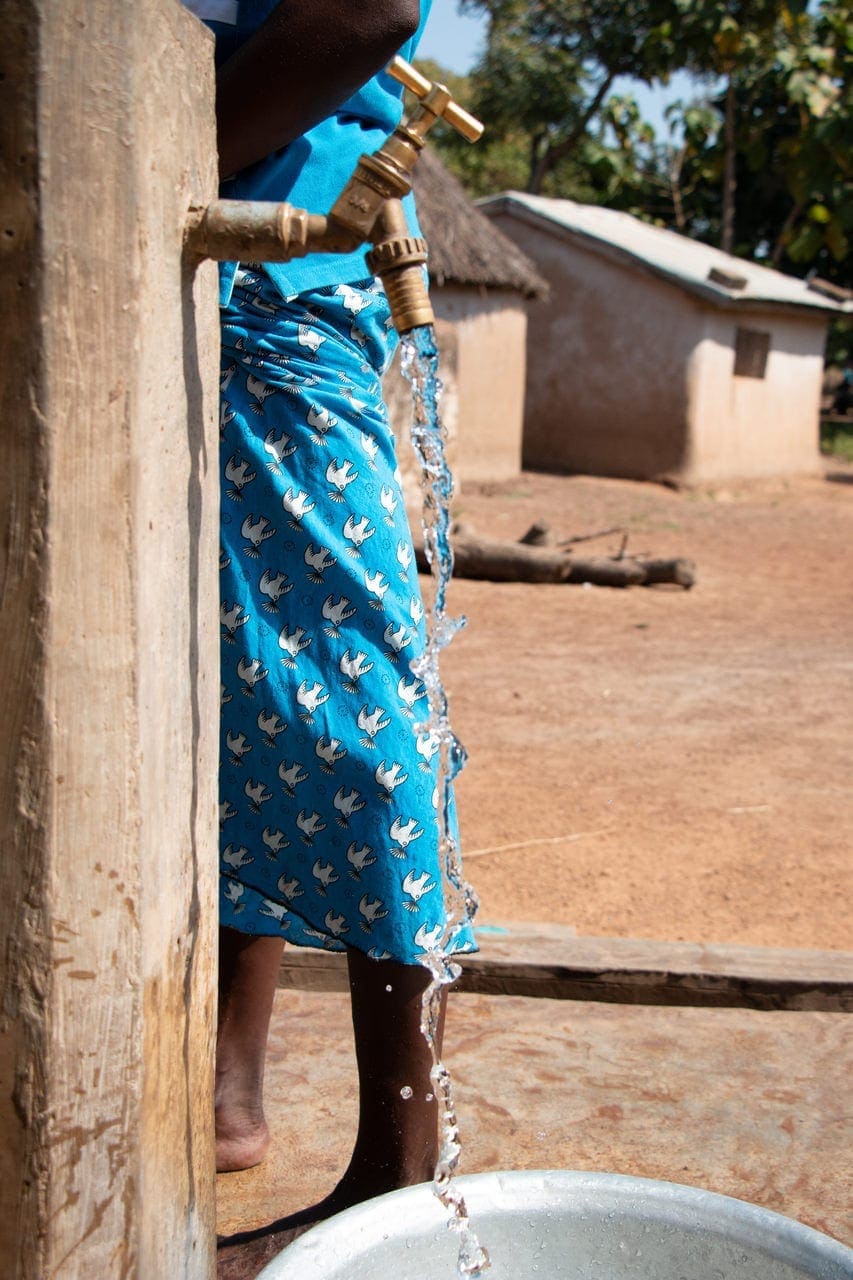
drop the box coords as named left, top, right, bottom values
left=480, top=192, right=850, bottom=485
left=385, top=152, right=546, bottom=495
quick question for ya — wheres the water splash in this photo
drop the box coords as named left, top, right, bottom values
left=401, top=324, right=490, bottom=1279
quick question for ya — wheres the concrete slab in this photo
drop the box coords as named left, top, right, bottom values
left=216, top=988, right=852, bottom=1249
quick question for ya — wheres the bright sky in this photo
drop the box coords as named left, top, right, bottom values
left=419, top=0, right=487, bottom=72
left=417, top=0, right=702, bottom=140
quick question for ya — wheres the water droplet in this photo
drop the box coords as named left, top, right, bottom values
left=385, top=984, right=393, bottom=992
left=400, top=1085, right=413, bottom=1100
left=425, top=1092, right=434, bottom=1102
left=536, top=1130, right=547, bottom=1140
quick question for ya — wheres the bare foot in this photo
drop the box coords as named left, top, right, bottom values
left=215, top=1104, right=270, bottom=1173
left=216, top=929, right=283, bottom=1173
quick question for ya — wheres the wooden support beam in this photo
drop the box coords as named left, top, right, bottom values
left=278, top=927, right=853, bottom=1013
left=0, top=3, right=220, bottom=1275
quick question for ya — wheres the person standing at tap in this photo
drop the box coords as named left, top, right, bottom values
left=181, top=0, right=475, bottom=1237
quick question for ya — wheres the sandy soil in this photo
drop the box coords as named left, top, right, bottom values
left=437, top=462, right=853, bottom=952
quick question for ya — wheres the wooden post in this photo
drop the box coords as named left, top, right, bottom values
left=0, top=2, right=220, bottom=1275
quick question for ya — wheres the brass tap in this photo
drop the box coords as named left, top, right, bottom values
left=186, top=57, right=483, bottom=334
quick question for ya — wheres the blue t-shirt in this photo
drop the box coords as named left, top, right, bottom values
left=183, top=0, right=432, bottom=301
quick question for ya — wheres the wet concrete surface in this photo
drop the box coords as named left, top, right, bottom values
left=217, top=987, right=852, bottom=1257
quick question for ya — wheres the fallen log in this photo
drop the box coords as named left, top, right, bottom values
left=414, top=534, right=695, bottom=588
left=637, top=557, right=696, bottom=588
left=568, top=555, right=695, bottom=588
left=414, top=533, right=572, bottom=583
left=567, top=556, right=645, bottom=588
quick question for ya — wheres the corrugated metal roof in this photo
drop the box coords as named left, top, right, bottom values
left=479, top=192, right=850, bottom=315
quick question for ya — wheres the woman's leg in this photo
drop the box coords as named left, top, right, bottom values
left=215, top=925, right=285, bottom=1173
left=328, top=948, right=447, bottom=1205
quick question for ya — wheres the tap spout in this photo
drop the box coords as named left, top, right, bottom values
left=366, top=198, right=432, bottom=334
left=185, top=58, right=483, bottom=335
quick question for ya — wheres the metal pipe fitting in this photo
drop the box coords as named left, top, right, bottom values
left=366, top=197, right=433, bottom=333
left=185, top=200, right=358, bottom=261
left=185, top=59, right=483, bottom=335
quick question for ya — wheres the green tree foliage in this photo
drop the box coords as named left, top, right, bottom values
left=421, top=0, right=850, bottom=291
left=454, top=0, right=689, bottom=193
left=672, top=1, right=851, bottom=284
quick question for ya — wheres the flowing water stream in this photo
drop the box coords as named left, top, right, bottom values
left=401, top=324, right=491, bottom=1279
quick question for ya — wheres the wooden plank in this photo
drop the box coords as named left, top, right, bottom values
left=277, top=926, right=853, bottom=1012
left=0, top=4, right=220, bottom=1276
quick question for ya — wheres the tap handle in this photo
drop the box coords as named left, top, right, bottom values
left=388, top=55, right=484, bottom=143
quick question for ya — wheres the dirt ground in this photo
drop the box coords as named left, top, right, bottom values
left=436, top=461, right=853, bottom=952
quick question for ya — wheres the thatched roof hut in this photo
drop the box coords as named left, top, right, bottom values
left=413, top=149, right=547, bottom=299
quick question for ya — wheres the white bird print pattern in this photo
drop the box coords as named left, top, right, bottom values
left=225, top=453, right=256, bottom=501
left=326, top=458, right=358, bottom=501
left=282, top=487, right=315, bottom=527
left=298, top=323, right=326, bottom=354
left=333, top=786, right=365, bottom=827
left=358, top=893, right=389, bottom=932
left=246, top=373, right=277, bottom=415
left=342, top=513, right=375, bottom=556
left=264, top=427, right=297, bottom=470
left=402, top=868, right=436, bottom=911
left=306, top=403, right=336, bottom=444
left=259, top=569, right=292, bottom=612
left=357, top=704, right=390, bottom=747
left=262, top=827, right=289, bottom=856
left=217, top=274, right=475, bottom=962
left=322, top=594, right=356, bottom=636
left=221, top=601, right=250, bottom=644
left=339, top=649, right=374, bottom=693
left=389, top=816, right=424, bottom=858
left=296, top=680, right=330, bottom=723
left=278, top=760, right=308, bottom=796
left=241, top=514, right=274, bottom=558
left=311, top=856, right=337, bottom=891
left=375, top=760, right=408, bottom=800
left=237, top=656, right=268, bottom=696
left=304, top=543, right=337, bottom=584
left=257, top=708, right=287, bottom=745
left=278, top=624, right=312, bottom=668
left=226, top=731, right=251, bottom=765
left=346, top=841, right=376, bottom=880
left=222, top=843, right=253, bottom=870
left=364, top=569, right=389, bottom=608
left=315, top=736, right=347, bottom=774
left=298, top=813, right=327, bottom=846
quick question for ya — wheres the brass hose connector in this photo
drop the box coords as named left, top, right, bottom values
left=367, top=236, right=433, bottom=333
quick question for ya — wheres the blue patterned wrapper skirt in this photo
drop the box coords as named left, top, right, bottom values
left=218, top=268, right=475, bottom=963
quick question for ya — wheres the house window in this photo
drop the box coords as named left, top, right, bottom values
left=734, top=327, right=770, bottom=379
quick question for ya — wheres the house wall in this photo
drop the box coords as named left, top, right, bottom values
left=488, top=213, right=696, bottom=480
left=383, top=316, right=460, bottom=516
left=432, top=287, right=527, bottom=482
left=488, top=211, right=829, bottom=484
left=685, top=309, right=825, bottom=483
left=384, top=287, right=527, bottom=512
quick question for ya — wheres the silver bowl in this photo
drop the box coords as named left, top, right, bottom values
left=257, top=1169, right=852, bottom=1279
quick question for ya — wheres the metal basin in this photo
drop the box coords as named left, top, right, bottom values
left=257, top=1170, right=853, bottom=1279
